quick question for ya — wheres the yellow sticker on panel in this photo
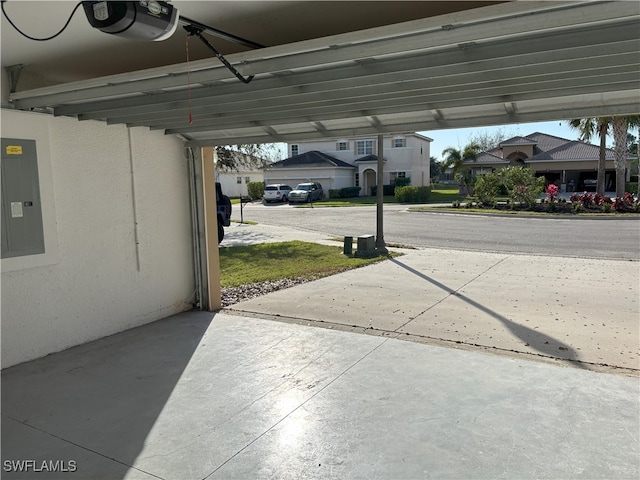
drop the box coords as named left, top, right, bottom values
left=6, top=146, right=23, bottom=155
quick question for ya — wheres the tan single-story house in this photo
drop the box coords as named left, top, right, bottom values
left=465, top=132, right=620, bottom=192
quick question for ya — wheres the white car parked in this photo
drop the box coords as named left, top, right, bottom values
left=263, top=184, right=293, bottom=203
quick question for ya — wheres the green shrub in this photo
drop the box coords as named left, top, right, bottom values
left=474, top=172, right=502, bottom=206
left=247, top=181, right=264, bottom=200
left=394, top=186, right=414, bottom=202
left=395, top=186, right=432, bottom=203
left=329, top=189, right=341, bottom=199
left=416, top=186, right=432, bottom=202
left=339, top=186, right=361, bottom=198
left=502, top=167, right=544, bottom=208
left=394, top=176, right=411, bottom=188
left=371, top=185, right=395, bottom=196
left=625, top=182, right=638, bottom=193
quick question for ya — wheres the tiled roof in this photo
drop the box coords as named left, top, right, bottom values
left=499, top=136, right=537, bottom=146
left=475, top=151, right=507, bottom=164
left=354, top=154, right=385, bottom=162
left=526, top=132, right=575, bottom=155
left=269, top=151, right=355, bottom=169
left=485, top=146, right=502, bottom=157
left=466, top=132, right=614, bottom=163
left=529, top=140, right=615, bottom=161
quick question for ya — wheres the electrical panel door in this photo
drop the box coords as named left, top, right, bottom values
left=1, top=138, right=45, bottom=258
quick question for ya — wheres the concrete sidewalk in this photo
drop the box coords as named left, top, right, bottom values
left=221, top=221, right=339, bottom=247
left=2, top=222, right=639, bottom=479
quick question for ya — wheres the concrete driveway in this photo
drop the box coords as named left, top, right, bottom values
left=224, top=224, right=639, bottom=373
left=2, top=222, right=638, bottom=479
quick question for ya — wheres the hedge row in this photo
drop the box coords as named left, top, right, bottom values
left=371, top=185, right=396, bottom=196
left=395, top=185, right=432, bottom=203
left=328, top=186, right=362, bottom=198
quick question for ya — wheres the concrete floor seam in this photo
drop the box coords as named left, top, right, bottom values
left=391, top=254, right=513, bottom=333
left=202, top=335, right=390, bottom=480
left=3, top=415, right=164, bottom=479
left=222, top=309, right=639, bottom=376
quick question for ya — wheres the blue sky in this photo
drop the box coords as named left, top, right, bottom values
left=273, top=120, right=622, bottom=160
left=420, top=120, right=614, bottom=160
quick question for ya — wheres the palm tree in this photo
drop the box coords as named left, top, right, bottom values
left=568, top=118, right=609, bottom=195
left=611, top=116, right=640, bottom=197
left=441, top=143, right=481, bottom=195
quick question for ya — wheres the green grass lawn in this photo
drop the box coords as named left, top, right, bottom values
left=429, top=189, right=467, bottom=203
left=294, top=195, right=397, bottom=207
left=219, top=240, right=394, bottom=287
left=295, top=189, right=467, bottom=207
left=233, top=189, right=465, bottom=207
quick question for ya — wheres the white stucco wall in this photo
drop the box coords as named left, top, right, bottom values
left=216, top=170, right=265, bottom=198
left=1, top=109, right=194, bottom=368
left=406, top=135, right=431, bottom=186
left=265, top=167, right=354, bottom=196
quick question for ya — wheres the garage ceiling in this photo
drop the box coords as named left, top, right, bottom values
left=6, top=1, right=640, bottom=146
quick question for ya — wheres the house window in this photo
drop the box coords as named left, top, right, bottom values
left=245, top=177, right=250, bottom=184
left=355, top=173, right=360, bottom=187
left=389, top=171, right=406, bottom=185
left=291, top=144, right=299, bottom=156
left=392, top=137, right=406, bottom=148
left=237, top=177, right=242, bottom=184
left=356, top=140, right=374, bottom=156
left=337, top=141, right=349, bottom=151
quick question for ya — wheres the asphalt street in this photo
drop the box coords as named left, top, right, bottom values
left=236, top=201, right=640, bottom=260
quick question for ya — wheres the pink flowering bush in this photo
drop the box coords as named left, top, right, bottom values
left=569, top=191, right=638, bottom=212
left=545, top=184, right=559, bottom=203
left=623, top=192, right=635, bottom=206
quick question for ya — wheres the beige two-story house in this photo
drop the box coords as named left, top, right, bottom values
left=265, top=133, right=432, bottom=196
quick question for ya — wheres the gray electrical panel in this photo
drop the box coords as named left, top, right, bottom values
left=1, top=138, right=45, bottom=258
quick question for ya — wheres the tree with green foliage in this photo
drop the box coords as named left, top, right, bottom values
left=568, top=116, right=640, bottom=196
left=467, top=127, right=519, bottom=152
left=611, top=116, right=640, bottom=197
left=215, top=144, right=280, bottom=172
left=626, top=132, right=638, bottom=156
left=441, top=143, right=481, bottom=195
left=429, top=156, right=441, bottom=181
left=568, top=118, right=609, bottom=195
